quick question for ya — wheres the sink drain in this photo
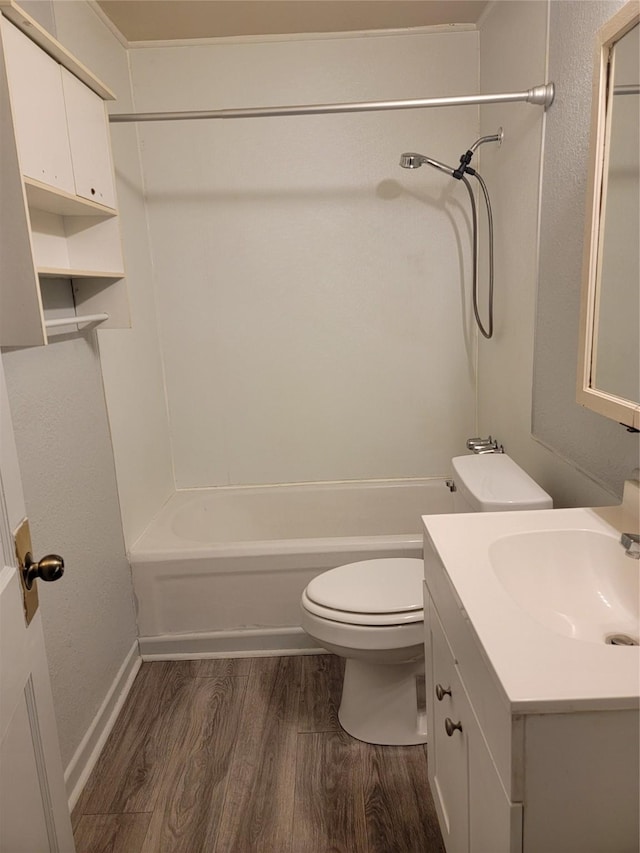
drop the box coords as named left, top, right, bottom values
left=605, top=634, right=639, bottom=646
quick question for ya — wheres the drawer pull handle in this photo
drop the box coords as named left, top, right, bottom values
left=435, top=684, right=452, bottom=701
left=445, top=718, right=463, bottom=736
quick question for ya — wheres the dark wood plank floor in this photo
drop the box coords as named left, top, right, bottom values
left=72, top=655, right=446, bottom=853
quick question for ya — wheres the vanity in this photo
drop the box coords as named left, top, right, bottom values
left=422, top=484, right=640, bottom=853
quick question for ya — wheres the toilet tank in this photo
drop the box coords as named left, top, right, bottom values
left=451, top=453, right=553, bottom=512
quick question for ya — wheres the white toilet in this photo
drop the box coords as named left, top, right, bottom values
left=300, top=453, right=552, bottom=745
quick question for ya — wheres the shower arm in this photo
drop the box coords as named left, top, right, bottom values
left=453, top=128, right=503, bottom=179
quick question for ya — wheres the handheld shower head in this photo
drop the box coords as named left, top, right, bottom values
left=399, top=152, right=425, bottom=169
left=399, top=152, right=456, bottom=176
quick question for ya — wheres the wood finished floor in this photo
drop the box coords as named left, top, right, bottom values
left=72, top=655, right=446, bottom=853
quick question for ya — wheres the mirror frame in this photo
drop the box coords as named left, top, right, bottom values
left=576, top=0, right=640, bottom=430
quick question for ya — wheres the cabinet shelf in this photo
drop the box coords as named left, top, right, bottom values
left=44, top=313, right=109, bottom=329
left=38, top=268, right=123, bottom=280
left=24, top=177, right=118, bottom=217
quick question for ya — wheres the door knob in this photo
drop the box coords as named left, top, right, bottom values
left=22, top=552, right=64, bottom=590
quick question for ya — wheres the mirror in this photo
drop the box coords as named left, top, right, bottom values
left=577, top=1, right=639, bottom=430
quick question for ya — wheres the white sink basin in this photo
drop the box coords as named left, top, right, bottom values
left=489, top=529, right=639, bottom=643
left=422, top=505, right=640, bottom=712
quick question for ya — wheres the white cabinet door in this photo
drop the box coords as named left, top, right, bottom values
left=468, top=710, right=522, bottom=853
left=0, top=359, right=76, bottom=852
left=0, top=17, right=75, bottom=194
left=61, top=68, right=116, bottom=208
left=430, top=607, right=469, bottom=853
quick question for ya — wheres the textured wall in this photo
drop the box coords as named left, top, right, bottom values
left=130, top=30, right=480, bottom=488
left=532, top=0, right=639, bottom=497
left=3, top=337, right=137, bottom=770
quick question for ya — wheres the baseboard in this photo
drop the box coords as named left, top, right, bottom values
left=65, top=640, right=141, bottom=811
left=139, top=626, right=324, bottom=660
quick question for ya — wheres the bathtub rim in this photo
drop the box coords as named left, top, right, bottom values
left=129, top=532, right=424, bottom=562
left=128, top=476, right=448, bottom=561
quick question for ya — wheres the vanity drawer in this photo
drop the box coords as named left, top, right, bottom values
left=424, top=536, right=524, bottom=800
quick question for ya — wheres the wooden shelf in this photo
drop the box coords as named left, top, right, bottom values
left=38, top=268, right=124, bottom=280
left=24, top=178, right=117, bottom=217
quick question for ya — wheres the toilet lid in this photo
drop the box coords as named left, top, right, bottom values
left=305, top=558, right=424, bottom=620
left=302, top=590, right=423, bottom=626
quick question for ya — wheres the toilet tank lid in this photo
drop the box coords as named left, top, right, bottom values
left=451, top=454, right=552, bottom=510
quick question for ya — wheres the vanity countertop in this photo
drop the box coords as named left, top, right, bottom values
left=422, top=500, right=640, bottom=714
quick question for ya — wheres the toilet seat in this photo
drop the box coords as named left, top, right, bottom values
left=303, top=558, right=424, bottom=626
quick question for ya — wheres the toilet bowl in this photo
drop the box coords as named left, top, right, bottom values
left=300, top=453, right=552, bottom=746
left=300, top=557, right=426, bottom=746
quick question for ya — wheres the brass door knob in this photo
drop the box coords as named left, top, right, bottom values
left=22, top=552, right=64, bottom=590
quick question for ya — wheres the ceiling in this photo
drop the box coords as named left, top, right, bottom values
left=96, top=1, right=490, bottom=42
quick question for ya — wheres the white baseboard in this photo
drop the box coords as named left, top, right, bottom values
left=65, top=640, right=141, bottom=811
left=139, top=626, right=324, bottom=660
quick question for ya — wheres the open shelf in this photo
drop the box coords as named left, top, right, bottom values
left=24, top=177, right=118, bottom=217
left=44, top=313, right=109, bottom=329
left=38, top=267, right=124, bottom=279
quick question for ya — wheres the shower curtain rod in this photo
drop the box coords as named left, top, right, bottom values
left=109, top=82, right=555, bottom=123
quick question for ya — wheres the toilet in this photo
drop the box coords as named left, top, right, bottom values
left=300, top=453, right=552, bottom=745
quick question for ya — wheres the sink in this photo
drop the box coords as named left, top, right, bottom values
left=489, top=529, right=639, bottom=643
left=423, top=501, right=640, bottom=710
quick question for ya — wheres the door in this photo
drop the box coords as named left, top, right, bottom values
left=0, top=357, right=76, bottom=852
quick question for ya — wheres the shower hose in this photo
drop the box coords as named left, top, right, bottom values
left=461, top=171, right=494, bottom=340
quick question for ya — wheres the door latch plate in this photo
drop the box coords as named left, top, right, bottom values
left=14, top=518, right=38, bottom=625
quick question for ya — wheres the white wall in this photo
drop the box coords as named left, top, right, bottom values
left=2, top=336, right=137, bottom=772
left=130, top=29, right=480, bottom=488
left=477, top=0, right=637, bottom=506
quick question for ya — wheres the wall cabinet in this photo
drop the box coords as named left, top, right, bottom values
left=423, top=548, right=639, bottom=853
left=0, top=3, right=129, bottom=346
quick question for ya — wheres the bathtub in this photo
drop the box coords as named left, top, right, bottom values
left=129, top=478, right=453, bottom=659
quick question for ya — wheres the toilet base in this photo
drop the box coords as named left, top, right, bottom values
left=338, top=657, right=428, bottom=745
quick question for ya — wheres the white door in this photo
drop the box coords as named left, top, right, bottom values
left=0, top=357, right=76, bottom=853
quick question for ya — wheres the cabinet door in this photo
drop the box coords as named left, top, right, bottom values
left=468, top=714, right=522, bottom=853
left=430, top=608, right=469, bottom=853
left=0, top=18, right=75, bottom=194
left=61, top=68, right=117, bottom=209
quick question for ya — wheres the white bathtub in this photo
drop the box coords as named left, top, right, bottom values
left=129, top=478, right=453, bottom=658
